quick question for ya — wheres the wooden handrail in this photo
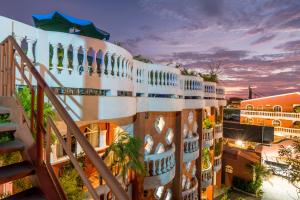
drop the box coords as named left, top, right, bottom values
left=0, top=36, right=129, bottom=200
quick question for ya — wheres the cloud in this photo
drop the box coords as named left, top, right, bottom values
left=251, top=34, right=276, bottom=45
left=275, top=40, right=300, bottom=52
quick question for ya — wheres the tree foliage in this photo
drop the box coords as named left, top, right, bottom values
left=133, top=55, right=153, bottom=63
left=278, top=139, right=300, bottom=195
left=102, top=131, right=145, bottom=186
left=199, top=60, right=223, bottom=83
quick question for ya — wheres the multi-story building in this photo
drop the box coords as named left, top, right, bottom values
left=240, top=93, right=300, bottom=140
left=0, top=12, right=226, bottom=200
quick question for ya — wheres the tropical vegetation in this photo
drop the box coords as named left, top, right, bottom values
left=102, top=131, right=145, bottom=188
left=278, top=139, right=300, bottom=195
left=203, top=118, right=213, bottom=129
left=202, top=148, right=211, bottom=169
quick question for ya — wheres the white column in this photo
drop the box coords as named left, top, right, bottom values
left=52, top=45, right=58, bottom=69
left=93, top=51, right=97, bottom=73
left=100, top=53, right=105, bottom=75
left=113, top=54, right=117, bottom=76
left=107, top=52, right=112, bottom=76
left=82, top=48, right=87, bottom=72
left=121, top=58, right=125, bottom=77
left=63, top=45, right=69, bottom=69
left=72, top=46, right=78, bottom=70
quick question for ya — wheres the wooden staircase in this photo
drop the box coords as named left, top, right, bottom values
left=0, top=106, right=45, bottom=199
left=0, top=36, right=129, bottom=199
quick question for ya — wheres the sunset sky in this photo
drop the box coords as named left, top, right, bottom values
left=1, top=0, right=300, bottom=98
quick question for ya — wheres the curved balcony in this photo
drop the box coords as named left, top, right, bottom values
left=204, top=82, right=216, bottom=99
left=214, top=124, right=223, bottom=139
left=182, top=178, right=198, bottom=200
left=202, top=128, right=214, bottom=148
left=201, top=163, right=212, bottom=188
left=144, top=144, right=176, bottom=190
left=214, top=155, right=222, bottom=172
left=183, top=134, right=200, bottom=163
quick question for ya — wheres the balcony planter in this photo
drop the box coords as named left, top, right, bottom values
left=201, top=163, right=212, bottom=188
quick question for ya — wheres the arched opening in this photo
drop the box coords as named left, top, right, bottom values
left=272, top=120, right=281, bottom=127
left=246, top=105, right=254, bottom=110
left=96, top=50, right=103, bottom=75
left=273, top=105, right=282, bottom=112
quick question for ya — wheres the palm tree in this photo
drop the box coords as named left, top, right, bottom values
left=102, top=131, right=145, bottom=189
left=251, top=163, right=271, bottom=182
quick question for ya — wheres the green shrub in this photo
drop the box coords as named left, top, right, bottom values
left=203, top=118, right=213, bottom=129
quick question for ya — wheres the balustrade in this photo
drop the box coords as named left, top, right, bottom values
left=182, top=178, right=198, bottom=200
left=214, top=155, right=222, bottom=172
left=183, top=135, right=199, bottom=163
left=214, top=124, right=223, bottom=139
left=202, top=128, right=214, bottom=148
left=241, top=110, right=300, bottom=120
left=201, top=163, right=212, bottom=188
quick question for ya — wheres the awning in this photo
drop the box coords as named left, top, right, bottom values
left=32, top=11, right=110, bottom=40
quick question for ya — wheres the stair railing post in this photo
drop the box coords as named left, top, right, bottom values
left=36, top=84, right=44, bottom=166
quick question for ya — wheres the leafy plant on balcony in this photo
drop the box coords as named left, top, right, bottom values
left=202, top=148, right=211, bottom=170
left=102, top=131, right=145, bottom=189
left=203, top=118, right=213, bottom=129
left=214, top=139, right=223, bottom=157
left=293, top=121, right=300, bottom=129
left=133, top=55, right=153, bottom=63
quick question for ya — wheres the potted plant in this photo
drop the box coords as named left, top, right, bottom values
left=203, top=118, right=213, bottom=129
left=202, top=148, right=211, bottom=170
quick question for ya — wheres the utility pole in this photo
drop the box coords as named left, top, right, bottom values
left=248, top=85, right=253, bottom=99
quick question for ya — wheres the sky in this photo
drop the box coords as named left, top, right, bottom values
left=1, top=0, right=300, bottom=98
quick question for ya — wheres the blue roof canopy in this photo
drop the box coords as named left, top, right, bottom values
left=32, top=11, right=110, bottom=40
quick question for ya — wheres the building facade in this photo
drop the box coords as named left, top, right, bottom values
left=240, top=93, right=300, bottom=140
left=0, top=15, right=226, bottom=200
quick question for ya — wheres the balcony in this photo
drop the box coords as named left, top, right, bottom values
left=201, top=163, right=212, bottom=188
left=274, top=127, right=300, bottom=137
left=183, top=134, right=200, bottom=163
left=241, top=110, right=300, bottom=121
left=214, top=155, right=222, bottom=172
left=202, top=128, right=214, bottom=148
left=144, top=144, right=176, bottom=190
left=214, top=124, right=223, bottom=139
left=182, top=178, right=198, bottom=200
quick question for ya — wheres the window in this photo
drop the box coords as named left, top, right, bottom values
left=154, top=186, right=164, bottom=199
left=246, top=105, right=254, bottom=110
left=144, top=135, right=154, bottom=154
left=246, top=118, right=253, bottom=124
left=165, top=128, right=174, bottom=145
left=155, top=116, right=165, bottom=134
left=272, top=120, right=281, bottom=127
left=273, top=105, right=282, bottom=112
left=155, top=143, right=165, bottom=154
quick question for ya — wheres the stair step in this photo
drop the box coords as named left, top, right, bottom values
left=0, top=161, right=35, bottom=184
left=0, top=122, right=17, bottom=133
left=0, top=106, right=10, bottom=115
left=3, top=187, right=45, bottom=200
left=0, top=139, right=25, bottom=154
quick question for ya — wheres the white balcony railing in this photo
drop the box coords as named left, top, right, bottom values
left=274, top=127, right=300, bottom=137
left=0, top=16, right=226, bottom=121
left=144, top=144, right=176, bottom=189
left=214, top=155, right=222, bottom=172
left=201, top=163, right=212, bottom=188
left=214, top=124, right=223, bottom=139
left=183, top=135, right=200, bottom=163
left=241, top=110, right=300, bottom=120
left=202, top=128, right=214, bottom=148
left=182, top=178, right=198, bottom=200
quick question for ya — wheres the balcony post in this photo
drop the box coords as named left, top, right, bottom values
left=132, top=112, right=147, bottom=200
left=172, top=111, right=183, bottom=200
left=196, top=108, right=204, bottom=199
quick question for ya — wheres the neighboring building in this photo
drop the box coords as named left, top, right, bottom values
left=0, top=13, right=226, bottom=200
left=226, top=97, right=243, bottom=109
left=222, top=146, right=261, bottom=188
left=240, top=93, right=300, bottom=141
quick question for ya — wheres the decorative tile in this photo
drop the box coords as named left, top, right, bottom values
left=155, top=116, right=165, bottom=134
